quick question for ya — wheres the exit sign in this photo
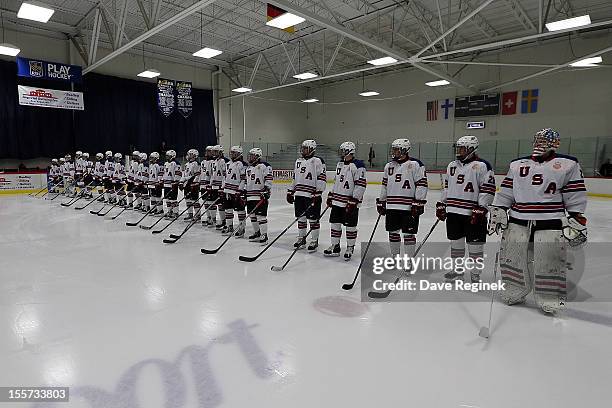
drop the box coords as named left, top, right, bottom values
left=466, top=121, right=485, bottom=129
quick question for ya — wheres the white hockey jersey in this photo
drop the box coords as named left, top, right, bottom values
left=63, top=162, right=75, bottom=179
left=74, top=158, right=84, bottom=178
left=211, top=157, right=229, bottom=190
left=289, top=156, right=326, bottom=197
left=246, top=162, right=273, bottom=201
left=85, top=160, right=94, bottom=175
left=127, top=160, right=139, bottom=183
left=441, top=158, right=496, bottom=216
left=181, top=161, right=201, bottom=187
left=494, top=154, right=587, bottom=220
left=94, top=161, right=105, bottom=178
left=148, top=163, right=163, bottom=189
left=199, top=159, right=213, bottom=188
left=224, top=160, right=247, bottom=194
left=380, top=158, right=428, bottom=210
left=49, top=164, right=60, bottom=178
left=329, top=159, right=367, bottom=207
left=104, top=160, right=115, bottom=178
left=163, top=160, right=182, bottom=187
left=112, top=162, right=126, bottom=182
left=136, top=162, right=148, bottom=185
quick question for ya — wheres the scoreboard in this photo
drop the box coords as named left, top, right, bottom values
left=454, top=93, right=500, bottom=117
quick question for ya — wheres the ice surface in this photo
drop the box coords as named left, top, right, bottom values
left=1, top=187, right=611, bottom=407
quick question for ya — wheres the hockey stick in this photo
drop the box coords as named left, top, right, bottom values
left=107, top=205, right=129, bottom=220
left=367, top=219, right=440, bottom=299
left=61, top=181, right=94, bottom=207
left=91, top=188, right=118, bottom=215
left=37, top=179, right=64, bottom=198
left=163, top=198, right=220, bottom=243
left=201, top=198, right=266, bottom=254
left=152, top=192, right=208, bottom=234
left=270, top=205, right=331, bottom=272
left=238, top=201, right=320, bottom=263
left=341, top=214, right=382, bottom=290
left=126, top=204, right=157, bottom=227
left=479, top=251, right=500, bottom=339
left=76, top=193, right=102, bottom=210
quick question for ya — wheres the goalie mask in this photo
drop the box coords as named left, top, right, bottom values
left=391, top=138, right=411, bottom=161
left=301, top=139, right=317, bottom=158
left=339, top=141, right=356, bottom=160
left=248, top=148, right=262, bottom=165
left=455, top=135, right=479, bottom=162
left=230, top=146, right=243, bottom=161
left=532, top=128, right=560, bottom=157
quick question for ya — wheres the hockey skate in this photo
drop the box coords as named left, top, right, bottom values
left=258, top=233, right=268, bottom=245
left=470, top=272, right=481, bottom=283
left=215, top=221, right=226, bottom=231
left=248, top=231, right=261, bottom=242
left=184, top=213, right=194, bottom=222
left=234, top=225, right=245, bottom=238
left=344, top=246, right=355, bottom=261
left=323, top=244, right=341, bottom=257
left=307, top=240, right=319, bottom=253
left=444, top=271, right=464, bottom=282
left=293, top=237, right=307, bottom=249
left=221, top=225, right=234, bottom=236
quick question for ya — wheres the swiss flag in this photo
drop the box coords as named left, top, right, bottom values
left=502, top=91, right=517, bottom=115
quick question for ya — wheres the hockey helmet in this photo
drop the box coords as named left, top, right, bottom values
left=455, top=135, right=479, bottom=162
left=301, top=139, right=317, bottom=158
left=96, top=153, right=104, bottom=160
left=139, top=152, right=148, bottom=161
left=339, top=141, right=356, bottom=159
left=248, top=147, right=262, bottom=165
left=75, top=151, right=83, bottom=158
left=114, top=152, right=123, bottom=161
left=230, top=146, right=243, bottom=160
left=532, top=128, right=560, bottom=157
left=51, top=158, right=58, bottom=164
left=149, top=152, right=160, bottom=163
left=166, top=150, right=177, bottom=160
left=105, top=151, right=113, bottom=158
left=391, top=138, right=411, bottom=160
left=187, top=149, right=199, bottom=161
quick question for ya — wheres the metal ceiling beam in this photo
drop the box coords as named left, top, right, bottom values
left=503, top=0, right=536, bottom=31
left=151, top=0, right=163, bottom=26
left=261, top=52, right=282, bottom=85
left=88, top=8, right=102, bottom=65
left=136, top=0, right=153, bottom=30
left=83, top=0, right=218, bottom=74
left=483, top=44, right=612, bottom=91
left=247, top=53, right=263, bottom=88
left=267, top=0, right=472, bottom=92
left=114, top=0, right=129, bottom=49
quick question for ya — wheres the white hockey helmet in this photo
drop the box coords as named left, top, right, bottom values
left=532, top=128, right=560, bottom=157
left=65, top=154, right=72, bottom=161
left=114, top=152, right=122, bottom=161
left=186, top=149, right=198, bottom=161
left=166, top=150, right=176, bottom=160
left=230, top=146, right=243, bottom=160
left=149, top=152, right=160, bottom=162
left=60, top=158, right=65, bottom=163
left=339, top=141, right=356, bottom=158
left=82, top=152, right=90, bottom=159
left=105, top=150, right=113, bottom=158
left=301, top=139, right=317, bottom=158
left=96, top=153, right=104, bottom=160
left=248, top=147, right=263, bottom=164
left=51, top=158, right=58, bottom=164
left=132, top=150, right=140, bottom=158
left=75, top=151, right=83, bottom=158
left=391, top=138, right=411, bottom=160
left=455, top=135, right=479, bottom=161
left=139, top=152, right=148, bottom=161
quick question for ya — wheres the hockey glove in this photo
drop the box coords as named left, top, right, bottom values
left=346, top=199, right=358, bottom=214
left=326, top=194, right=334, bottom=208
left=487, top=206, right=508, bottom=235
left=235, top=192, right=246, bottom=208
left=286, top=192, right=294, bottom=204
left=436, top=202, right=447, bottom=221
left=261, top=189, right=271, bottom=201
left=563, top=213, right=588, bottom=247
left=376, top=198, right=386, bottom=216
left=312, top=193, right=322, bottom=206
left=470, top=206, right=488, bottom=225
left=411, top=200, right=426, bottom=217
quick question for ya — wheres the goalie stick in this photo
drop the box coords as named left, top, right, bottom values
left=238, top=201, right=319, bottom=263
left=341, top=214, right=382, bottom=290
left=163, top=198, right=220, bottom=243
left=200, top=198, right=265, bottom=254
left=367, top=219, right=440, bottom=299
left=270, top=205, right=331, bottom=272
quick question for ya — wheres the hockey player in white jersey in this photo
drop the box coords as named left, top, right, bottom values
left=437, top=136, right=496, bottom=282
left=245, top=148, right=273, bottom=244
left=93, top=153, right=105, bottom=200
left=58, top=158, right=66, bottom=195
left=126, top=151, right=140, bottom=209
left=49, top=159, right=61, bottom=193
left=63, top=154, right=76, bottom=197
left=148, top=152, right=164, bottom=215
left=222, top=146, right=247, bottom=236
left=82, top=153, right=94, bottom=198
left=180, top=149, right=202, bottom=221
left=163, top=150, right=182, bottom=219
left=324, top=142, right=367, bottom=260
left=104, top=151, right=115, bottom=203
left=489, top=128, right=587, bottom=314
left=210, top=146, right=229, bottom=229
left=112, top=153, right=127, bottom=206
left=135, top=153, right=149, bottom=212
left=200, top=146, right=215, bottom=226
left=377, top=138, right=428, bottom=259
left=287, top=139, right=327, bottom=252
left=74, top=151, right=84, bottom=192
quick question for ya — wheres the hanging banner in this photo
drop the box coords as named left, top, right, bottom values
left=17, top=86, right=85, bottom=110
left=17, top=57, right=82, bottom=83
left=157, top=78, right=176, bottom=117
left=176, top=81, right=193, bottom=118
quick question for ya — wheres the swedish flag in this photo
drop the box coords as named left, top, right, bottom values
left=521, top=89, right=539, bottom=113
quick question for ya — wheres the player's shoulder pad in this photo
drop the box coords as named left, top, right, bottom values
left=261, top=161, right=271, bottom=168
left=411, top=157, right=425, bottom=167
left=315, top=155, right=325, bottom=165
left=476, top=158, right=493, bottom=171
left=555, top=153, right=580, bottom=163
left=353, top=159, right=366, bottom=169
left=510, top=155, right=532, bottom=163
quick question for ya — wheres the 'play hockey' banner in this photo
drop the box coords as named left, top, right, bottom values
left=176, top=81, right=193, bottom=118
left=17, top=57, right=82, bottom=83
left=157, top=78, right=176, bottom=117
left=17, top=85, right=85, bottom=110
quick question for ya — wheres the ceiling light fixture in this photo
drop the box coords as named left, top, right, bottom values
left=293, top=72, right=318, bottom=80
left=569, top=56, right=603, bottom=67
left=17, top=1, right=55, bottom=23
left=367, top=56, right=398, bottom=66
left=193, top=47, right=222, bottom=59
left=232, top=87, right=252, bottom=93
left=301, top=98, right=319, bottom=103
left=425, top=79, right=450, bottom=87
left=358, top=90, right=380, bottom=97
left=545, top=15, right=591, bottom=31
left=266, top=12, right=305, bottom=29
left=0, top=43, right=20, bottom=56
left=137, top=69, right=161, bottom=78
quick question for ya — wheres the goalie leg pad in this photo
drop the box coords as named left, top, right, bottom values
left=499, top=221, right=531, bottom=305
left=533, top=228, right=567, bottom=314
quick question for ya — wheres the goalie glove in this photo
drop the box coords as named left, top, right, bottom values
left=563, top=214, right=587, bottom=247
left=487, top=206, right=508, bottom=235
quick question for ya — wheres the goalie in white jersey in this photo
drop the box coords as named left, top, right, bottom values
left=324, top=142, right=367, bottom=260
left=377, top=138, right=428, bottom=259
left=287, top=139, right=327, bottom=252
left=437, top=136, right=496, bottom=283
left=246, top=148, right=273, bottom=244
left=489, top=128, right=588, bottom=314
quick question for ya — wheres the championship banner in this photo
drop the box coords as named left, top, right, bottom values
left=176, top=81, right=193, bottom=118
left=157, top=78, right=176, bottom=117
left=17, top=57, right=82, bottom=83
left=17, top=86, right=85, bottom=110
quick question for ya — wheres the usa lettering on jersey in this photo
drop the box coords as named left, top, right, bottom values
left=211, top=158, right=229, bottom=190
left=441, top=159, right=496, bottom=215
left=380, top=159, right=428, bottom=210
left=329, top=159, right=367, bottom=207
left=224, top=160, right=247, bottom=194
left=246, top=162, right=273, bottom=200
left=289, top=156, right=326, bottom=197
